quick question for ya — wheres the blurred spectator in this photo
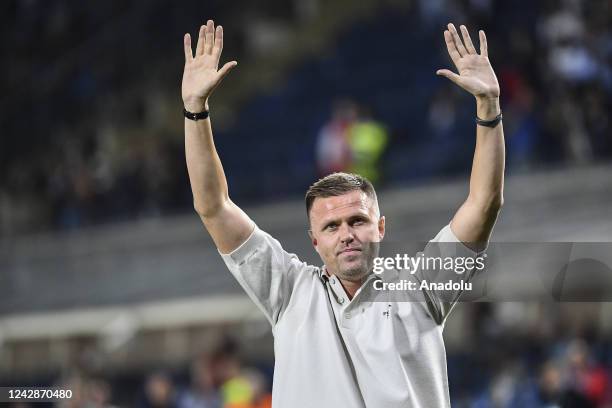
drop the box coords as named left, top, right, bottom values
left=139, top=371, right=179, bottom=408
left=538, top=359, right=595, bottom=408
left=178, top=354, right=222, bottom=408
left=563, top=339, right=611, bottom=406
left=225, top=369, right=272, bottom=408
left=315, top=99, right=356, bottom=177
left=211, top=339, right=272, bottom=408
left=88, top=378, right=116, bottom=408
left=499, top=67, right=539, bottom=169
left=347, top=105, right=389, bottom=184
left=422, top=87, right=459, bottom=175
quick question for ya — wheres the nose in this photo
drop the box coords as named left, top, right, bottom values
left=339, top=223, right=355, bottom=245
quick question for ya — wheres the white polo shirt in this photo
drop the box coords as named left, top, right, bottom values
left=220, top=223, right=480, bottom=407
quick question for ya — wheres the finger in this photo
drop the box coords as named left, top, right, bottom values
left=195, top=25, right=206, bottom=56
left=448, top=23, right=467, bottom=57
left=444, top=30, right=461, bottom=67
left=216, top=61, right=238, bottom=82
left=479, top=30, right=488, bottom=57
left=204, top=20, right=214, bottom=55
left=460, top=25, right=477, bottom=55
left=436, top=69, right=463, bottom=86
left=183, top=33, right=193, bottom=62
left=213, top=25, right=223, bottom=65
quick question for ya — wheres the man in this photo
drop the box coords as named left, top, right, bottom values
left=182, top=19, right=504, bottom=407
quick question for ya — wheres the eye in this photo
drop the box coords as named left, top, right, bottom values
left=325, top=223, right=338, bottom=231
left=351, top=218, right=367, bottom=226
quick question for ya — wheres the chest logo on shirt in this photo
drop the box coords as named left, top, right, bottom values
left=383, top=304, right=392, bottom=319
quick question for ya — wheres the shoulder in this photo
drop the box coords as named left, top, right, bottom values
left=220, top=225, right=322, bottom=277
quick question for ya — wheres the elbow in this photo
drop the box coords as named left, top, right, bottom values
left=487, top=194, right=504, bottom=214
left=470, top=193, right=504, bottom=215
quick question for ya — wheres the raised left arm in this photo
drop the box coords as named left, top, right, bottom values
left=436, top=24, right=505, bottom=250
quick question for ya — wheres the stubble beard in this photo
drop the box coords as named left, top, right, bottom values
left=336, top=242, right=379, bottom=282
left=337, top=261, right=369, bottom=282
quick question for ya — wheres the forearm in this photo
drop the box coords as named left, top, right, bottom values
left=184, top=100, right=229, bottom=217
left=180, top=20, right=253, bottom=253
left=441, top=23, right=504, bottom=246
left=467, top=96, right=505, bottom=211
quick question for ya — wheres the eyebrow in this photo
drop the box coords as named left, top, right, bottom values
left=320, top=214, right=370, bottom=231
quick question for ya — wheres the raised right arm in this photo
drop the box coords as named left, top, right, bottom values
left=182, top=20, right=253, bottom=253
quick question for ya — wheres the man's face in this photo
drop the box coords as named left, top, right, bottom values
left=309, top=190, right=385, bottom=282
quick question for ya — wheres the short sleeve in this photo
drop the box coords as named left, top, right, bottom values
left=413, top=223, right=485, bottom=325
left=220, top=225, right=312, bottom=327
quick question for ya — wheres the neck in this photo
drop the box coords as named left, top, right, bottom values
left=339, top=278, right=364, bottom=299
left=325, top=268, right=366, bottom=299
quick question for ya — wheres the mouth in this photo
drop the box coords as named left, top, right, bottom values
left=338, top=248, right=362, bottom=256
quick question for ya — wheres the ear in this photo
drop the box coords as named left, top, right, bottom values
left=378, top=215, right=386, bottom=240
left=308, top=230, right=318, bottom=249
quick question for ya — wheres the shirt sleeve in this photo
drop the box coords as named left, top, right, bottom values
left=413, top=223, right=486, bottom=325
left=219, top=225, right=313, bottom=327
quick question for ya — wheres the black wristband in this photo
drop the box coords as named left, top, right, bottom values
left=475, top=112, right=502, bottom=128
left=183, top=108, right=209, bottom=121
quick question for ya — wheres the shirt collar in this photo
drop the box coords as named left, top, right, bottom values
left=319, top=266, right=381, bottom=303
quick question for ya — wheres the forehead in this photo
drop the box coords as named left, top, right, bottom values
left=310, top=190, right=375, bottom=222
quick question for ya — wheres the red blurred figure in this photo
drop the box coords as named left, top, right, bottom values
left=566, top=340, right=611, bottom=406
left=315, top=99, right=357, bottom=177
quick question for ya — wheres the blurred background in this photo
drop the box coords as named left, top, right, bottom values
left=1, top=0, right=611, bottom=406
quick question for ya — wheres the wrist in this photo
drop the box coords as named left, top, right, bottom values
left=475, top=96, right=501, bottom=120
left=183, top=97, right=209, bottom=113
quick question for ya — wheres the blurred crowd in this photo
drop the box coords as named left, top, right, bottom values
left=465, top=336, right=612, bottom=407
left=1, top=0, right=611, bottom=236
left=410, top=0, right=611, bottom=180
left=5, top=338, right=273, bottom=408
left=4, top=331, right=611, bottom=407
left=132, top=340, right=272, bottom=408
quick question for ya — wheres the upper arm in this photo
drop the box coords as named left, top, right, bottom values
left=412, top=223, right=485, bottom=325
left=201, top=200, right=313, bottom=326
left=199, top=198, right=255, bottom=254
left=450, top=195, right=502, bottom=252
left=220, top=224, right=313, bottom=326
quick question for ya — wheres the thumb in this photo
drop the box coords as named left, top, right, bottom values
left=216, top=61, right=238, bottom=83
left=436, top=69, right=462, bottom=86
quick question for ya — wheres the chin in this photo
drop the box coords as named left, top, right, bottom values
left=338, top=263, right=369, bottom=282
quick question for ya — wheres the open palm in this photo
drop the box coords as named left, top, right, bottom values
left=437, top=24, right=500, bottom=99
left=182, top=20, right=237, bottom=110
